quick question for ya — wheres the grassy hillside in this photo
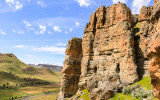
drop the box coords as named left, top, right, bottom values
left=0, top=53, right=61, bottom=100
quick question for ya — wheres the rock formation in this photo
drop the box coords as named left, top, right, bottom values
left=58, top=38, right=82, bottom=99
left=79, top=3, right=140, bottom=99
left=148, top=0, right=160, bottom=99
left=139, top=6, right=153, bottom=21
left=59, top=0, right=160, bottom=99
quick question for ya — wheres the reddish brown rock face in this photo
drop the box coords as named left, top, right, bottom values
left=79, top=2, right=138, bottom=99
left=139, top=6, right=153, bottom=21
left=148, top=0, right=160, bottom=99
left=59, top=0, right=160, bottom=99
left=148, top=34, right=160, bottom=99
left=149, top=19, right=160, bottom=99
left=104, top=3, right=132, bottom=27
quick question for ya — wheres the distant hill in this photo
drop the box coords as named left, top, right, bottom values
left=37, top=64, right=62, bottom=72
left=0, top=53, right=61, bottom=87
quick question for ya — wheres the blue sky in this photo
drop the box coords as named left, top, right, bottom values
left=0, top=0, right=154, bottom=66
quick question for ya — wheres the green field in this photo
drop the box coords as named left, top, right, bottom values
left=0, top=53, right=61, bottom=100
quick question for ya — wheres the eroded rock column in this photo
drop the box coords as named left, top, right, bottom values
left=58, top=38, right=82, bottom=99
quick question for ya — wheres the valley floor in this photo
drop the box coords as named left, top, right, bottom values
left=0, top=83, right=60, bottom=100
left=23, top=92, right=59, bottom=100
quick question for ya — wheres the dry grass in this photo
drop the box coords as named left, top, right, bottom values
left=0, top=84, right=60, bottom=100
left=30, top=92, right=59, bottom=100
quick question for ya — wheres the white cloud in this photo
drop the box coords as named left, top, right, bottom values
left=53, top=26, right=62, bottom=32
left=0, top=29, right=6, bottom=35
left=5, top=0, right=23, bottom=10
left=37, top=0, right=46, bottom=7
left=75, top=0, right=93, bottom=7
left=69, top=28, right=73, bottom=32
left=18, top=30, right=24, bottom=34
left=65, top=31, right=69, bottom=34
left=48, top=31, right=52, bottom=34
left=56, top=42, right=66, bottom=46
left=112, top=0, right=127, bottom=3
left=33, top=46, right=65, bottom=54
left=23, top=20, right=35, bottom=31
left=15, top=1, right=23, bottom=10
left=75, top=22, right=80, bottom=26
left=15, top=45, right=65, bottom=54
left=15, top=45, right=25, bottom=48
left=39, top=25, right=46, bottom=34
left=132, top=0, right=151, bottom=14
left=12, top=29, right=24, bottom=34
left=23, top=20, right=32, bottom=27
left=5, top=0, right=14, bottom=4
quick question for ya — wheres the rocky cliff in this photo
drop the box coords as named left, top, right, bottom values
left=148, top=0, right=160, bottom=99
left=59, top=38, right=82, bottom=99
left=59, top=0, right=160, bottom=99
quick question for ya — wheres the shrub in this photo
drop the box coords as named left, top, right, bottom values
left=122, top=84, right=154, bottom=99
left=131, top=87, right=148, bottom=98
left=122, top=84, right=140, bottom=95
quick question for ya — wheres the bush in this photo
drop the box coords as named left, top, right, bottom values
left=131, top=87, right=148, bottom=98
left=122, top=84, right=140, bottom=95
left=122, top=84, right=154, bottom=99
left=132, top=89, right=154, bottom=99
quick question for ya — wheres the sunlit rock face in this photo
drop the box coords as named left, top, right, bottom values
left=139, top=6, right=153, bottom=21
left=148, top=34, right=160, bottom=99
left=148, top=0, right=160, bottom=99
left=79, top=3, right=139, bottom=99
left=58, top=38, right=82, bottom=99
left=58, top=0, right=160, bottom=99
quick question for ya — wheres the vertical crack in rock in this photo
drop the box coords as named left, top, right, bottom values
left=134, top=6, right=153, bottom=79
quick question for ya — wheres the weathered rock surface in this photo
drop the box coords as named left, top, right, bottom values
left=58, top=38, right=82, bottom=99
left=139, top=6, right=153, bottom=21
left=148, top=0, right=160, bottom=99
left=59, top=0, right=160, bottom=99
left=148, top=34, right=160, bottom=99
left=79, top=4, right=139, bottom=99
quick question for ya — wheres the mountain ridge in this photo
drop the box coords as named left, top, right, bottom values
left=29, top=64, right=62, bottom=72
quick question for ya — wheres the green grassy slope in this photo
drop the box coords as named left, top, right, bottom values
left=0, top=53, right=61, bottom=99
left=0, top=53, right=61, bottom=86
